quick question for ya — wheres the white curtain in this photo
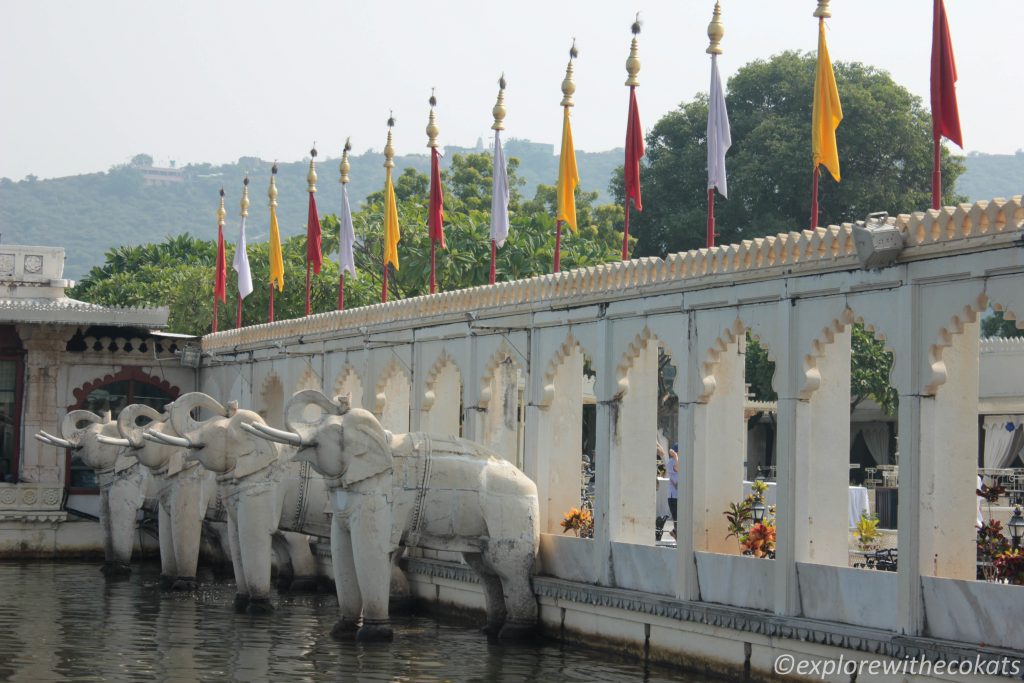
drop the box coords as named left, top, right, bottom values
left=860, top=423, right=891, bottom=466
left=982, top=416, right=1023, bottom=469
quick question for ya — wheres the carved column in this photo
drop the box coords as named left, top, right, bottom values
left=16, top=324, right=76, bottom=484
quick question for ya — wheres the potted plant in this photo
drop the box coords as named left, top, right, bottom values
left=854, top=513, right=881, bottom=552
left=560, top=506, right=594, bottom=539
left=977, top=520, right=1010, bottom=582
left=994, top=550, right=1024, bottom=585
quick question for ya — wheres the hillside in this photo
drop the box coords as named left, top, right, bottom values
left=0, top=142, right=621, bottom=281
left=0, top=147, right=1017, bottom=281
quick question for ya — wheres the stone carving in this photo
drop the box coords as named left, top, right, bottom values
left=35, top=410, right=149, bottom=576
left=23, top=255, right=43, bottom=274
left=109, top=404, right=216, bottom=591
left=0, top=254, right=13, bottom=276
left=155, top=392, right=331, bottom=612
left=248, top=390, right=540, bottom=642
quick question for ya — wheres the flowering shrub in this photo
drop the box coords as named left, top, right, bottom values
left=994, top=549, right=1024, bottom=585
left=854, top=514, right=881, bottom=550
left=742, top=522, right=777, bottom=558
left=723, top=481, right=776, bottom=559
left=561, top=507, right=594, bottom=539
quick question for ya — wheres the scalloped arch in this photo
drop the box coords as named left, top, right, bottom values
left=614, top=327, right=677, bottom=398
left=797, top=307, right=856, bottom=400
left=924, top=292, right=990, bottom=395
left=539, top=333, right=588, bottom=407
left=374, top=358, right=411, bottom=415
left=334, top=364, right=362, bottom=399
left=478, top=342, right=522, bottom=407
left=423, top=350, right=462, bottom=413
left=698, top=317, right=747, bottom=402
left=293, top=365, right=322, bottom=394
left=70, top=366, right=180, bottom=410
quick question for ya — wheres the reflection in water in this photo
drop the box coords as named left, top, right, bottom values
left=0, top=562, right=715, bottom=682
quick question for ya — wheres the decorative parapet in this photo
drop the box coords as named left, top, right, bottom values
left=980, top=336, right=1024, bottom=354
left=202, top=196, right=1023, bottom=354
left=0, top=298, right=168, bottom=328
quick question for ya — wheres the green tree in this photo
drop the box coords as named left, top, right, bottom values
left=982, top=310, right=1024, bottom=338
left=615, top=52, right=967, bottom=257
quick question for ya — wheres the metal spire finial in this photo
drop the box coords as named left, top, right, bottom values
left=560, top=39, right=578, bottom=107
left=217, top=188, right=226, bottom=227
left=625, top=14, right=641, bottom=87
left=492, top=73, right=507, bottom=131
left=307, top=144, right=318, bottom=193
left=240, top=175, right=250, bottom=217
left=813, top=0, right=831, bottom=19
left=339, top=138, right=352, bottom=185
left=384, top=113, right=395, bottom=169
left=268, top=163, right=278, bottom=207
left=426, top=89, right=440, bottom=149
left=707, top=2, right=724, bottom=55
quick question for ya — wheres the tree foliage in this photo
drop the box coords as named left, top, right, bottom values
left=71, top=153, right=625, bottom=335
left=982, top=310, right=1024, bottom=338
left=615, top=52, right=967, bottom=257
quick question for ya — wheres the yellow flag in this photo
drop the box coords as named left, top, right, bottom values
left=383, top=167, right=401, bottom=270
left=556, top=107, right=580, bottom=232
left=269, top=203, right=285, bottom=291
left=811, top=20, right=843, bottom=182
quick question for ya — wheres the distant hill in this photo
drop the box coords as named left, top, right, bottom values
left=0, top=141, right=621, bottom=281
left=0, top=147, right=1017, bottom=281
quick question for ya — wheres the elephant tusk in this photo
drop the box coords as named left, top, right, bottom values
left=244, top=422, right=306, bottom=447
left=38, top=431, right=78, bottom=449
left=96, top=435, right=133, bottom=448
left=143, top=430, right=195, bottom=449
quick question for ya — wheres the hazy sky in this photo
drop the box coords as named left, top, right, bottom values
left=3, top=1, right=1021, bottom=180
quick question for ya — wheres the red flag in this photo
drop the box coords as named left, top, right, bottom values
left=214, top=225, right=227, bottom=303
left=624, top=87, right=645, bottom=211
left=930, top=0, right=962, bottom=147
left=307, top=192, right=323, bottom=274
left=428, top=147, right=445, bottom=248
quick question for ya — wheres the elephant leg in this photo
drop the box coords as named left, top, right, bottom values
left=463, top=552, right=508, bottom=637
left=349, top=493, right=393, bottom=642
left=330, top=517, right=363, bottom=639
left=157, top=501, right=176, bottom=589
left=236, top=490, right=276, bottom=613
left=170, top=478, right=203, bottom=591
left=283, top=532, right=318, bottom=592
left=486, top=543, right=538, bottom=642
left=226, top=514, right=250, bottom=612
left=103, top=480, right=138, bottom=576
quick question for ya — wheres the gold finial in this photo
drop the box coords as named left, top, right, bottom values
left=707, top=2, right=724, bottom=55
left=625, top=14, right=641, bottom=87
left=813, top=0, right=831, bottom=19
left=426, top=89, right=439, bottom=149
left=492, top=73, right=507, bottom=131
left=339, top=138, right=352, bottom=185
left=306, top=145, right=318, bottom=193
left=384, top=113, right=395, bottom=169
left=268, top=163, right=278, bottom=207
left=560, top=39, right=578, bottom=107
left=217, top=188, right=226, bottom=227
left=240, top=176, right=250, bottom=217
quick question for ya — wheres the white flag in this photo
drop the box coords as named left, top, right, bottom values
left=489, top=130, right=510, bottom=247
left=339, top=185, right=356, bottom=276
left=707, top=54, right=732, bottom=198
left=232, top=215, right=253, bottom=299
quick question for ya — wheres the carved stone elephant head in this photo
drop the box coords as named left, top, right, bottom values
left=34, top=410, right=148, bottom=575
left=249, top=389, right=540, bottom=642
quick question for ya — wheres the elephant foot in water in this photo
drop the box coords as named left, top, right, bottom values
left=497, top=621, right=538, bottom=643
left=171, top=576, right=197, bottom=592
left=159, top=574, right=175, bottom=591
left=331, top=618, right=362, bottom=640
left=355, top=621, right=394, bottom=643
left=233, top=594, right=250, bottom=613
left=101, top=561, right=131, bottom=578
left=246, top=597, right=274, bottom=615
left=285, top=575, right=319, bottom=593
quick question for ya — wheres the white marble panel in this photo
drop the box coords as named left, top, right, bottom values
left=695, top=551, right=774, bottom=612
left=610, top=541, right=676, bottom=596
left=922, top=576, right=1024, bottom=650
left=538, top=533, right=599, bottom=584
left=796, top=562, right=896, bottom=631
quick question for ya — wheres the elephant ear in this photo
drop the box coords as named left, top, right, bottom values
left=340, top=408, right=393, bottom=486
left=61, top=410, right=103, bottom=441
left=170, top=392, right=227, bottom=441
left=117, top=404, right=166, bottom=449
left=285, top=389, right=340, bottom=444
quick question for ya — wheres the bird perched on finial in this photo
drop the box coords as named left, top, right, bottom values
left=632, top=12, right=642, bottom=35
left=429, top=88, right=437, bottom=108
left=310, top=146, right=318, bottom=158
left=387, top=111, right=395, bottom=128
left=569, top=38, right=578, bottom=60
left=219, top=188, right=225, bottom=198
left=271, top=162, right=278, bottom=175
left=499, top=73, right=507, bottom=90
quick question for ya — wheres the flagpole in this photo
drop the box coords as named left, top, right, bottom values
left=267, top=163, right=281, bottom=323
left=305, top=147, right=321, bottom=316
left=338, top=139, right=352, bottom=311
left=213, top=189, right=226, bottom=333
left=234, top=177, right=251, bottom=329
left=426, top=92, right=442, bottom=294
left=707, top=189, right=716, bottom=248
left=706, top=3, right=725, bottom=248
left=554, top=42, right=578, bottom=275
left=489, top=75, right=508, bottom=285
left=810, top=3, right=826, bottom=230
left=932, top=137, right=942, bottom=210
left=623, top=18, right=642, bottom=261
left=381, top=115, right=398, bottom=304
left=930, top=0, right=963, bottom=210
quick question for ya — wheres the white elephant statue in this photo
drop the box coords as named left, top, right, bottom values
left=35, top=410, right=151, bottom=576
left=152, top=392, right=330, bottom=612
left=248, top=390, right=540, bottom=642
left=96, top=403, right=217, bottom=591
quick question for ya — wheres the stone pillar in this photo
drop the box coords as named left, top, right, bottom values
left=608, top=340, right=658, bottom=545
left=690, top=329, right=746, bottom=554
left=16, top=324, right=75, bottom=484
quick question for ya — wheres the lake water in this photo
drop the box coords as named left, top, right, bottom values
left=0, top=562, right=717, bottom=682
